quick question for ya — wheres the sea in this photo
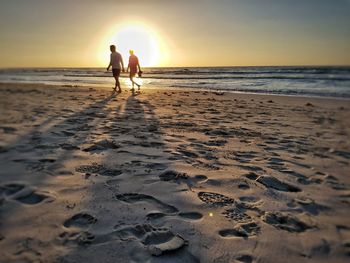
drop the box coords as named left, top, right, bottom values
left=1, top=66, right=350, bottom=98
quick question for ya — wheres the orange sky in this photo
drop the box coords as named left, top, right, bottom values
left=0, top=0, right=349, bottom=67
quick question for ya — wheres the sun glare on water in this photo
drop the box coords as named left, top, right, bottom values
left=98, top=23, right=163, bottom=67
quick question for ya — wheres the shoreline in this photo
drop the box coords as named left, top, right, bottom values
left=1, top=81, right=350, bottom=102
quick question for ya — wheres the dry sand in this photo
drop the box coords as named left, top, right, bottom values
left=0, top=83, right=349, bottom=263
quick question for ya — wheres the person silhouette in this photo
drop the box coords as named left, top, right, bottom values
left=126, top=50, right=142, bottom=91
left=106, top=45, right=125, bottom=92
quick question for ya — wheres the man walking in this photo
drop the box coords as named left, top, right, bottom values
left=107, top=45, right=125, bottom=92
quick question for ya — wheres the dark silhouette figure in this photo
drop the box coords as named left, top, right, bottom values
left=126, top=50, right=142, bottom=92
left=107, top=45, right=125, bottom=92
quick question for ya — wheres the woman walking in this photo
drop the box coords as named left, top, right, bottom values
left=126, top=50, right=142, bottom=92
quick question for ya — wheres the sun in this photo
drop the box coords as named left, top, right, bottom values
left=113, top=25, right=160, bottom=67
left=97, top=23, right=162, bottom=67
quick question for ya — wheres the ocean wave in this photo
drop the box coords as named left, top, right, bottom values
left=61, top=73, right=350, bottom=82
left=1, top=66, right=350, bottom=99
left=170, top=84, right=350, bottom=98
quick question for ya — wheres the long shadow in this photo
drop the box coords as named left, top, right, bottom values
left=0, top=89, right=121, bottom=261
left=54, top=93, right=201, bottom=262
left=1, top=90, right=118, bottom=152
left=0, top=87, right=203, bottom=262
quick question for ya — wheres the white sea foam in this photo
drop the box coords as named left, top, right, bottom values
left=0, top=66, right=349, bottom=98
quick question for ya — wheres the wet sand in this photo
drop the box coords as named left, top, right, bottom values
left=0, top=83, right=349, bottom=263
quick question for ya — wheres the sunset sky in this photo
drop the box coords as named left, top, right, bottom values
left=0, top=0, right=349, bottom=67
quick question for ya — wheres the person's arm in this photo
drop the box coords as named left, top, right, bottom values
left=106, top=54, right=112, bottom=71
left=120, top=55, right=125, bottom=72
left=126, top=58, right=130, bottom=73
left=137, top=61, right=141, bottom=72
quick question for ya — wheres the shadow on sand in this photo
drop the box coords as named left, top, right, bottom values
left=0, top=89, right=200, bottom=262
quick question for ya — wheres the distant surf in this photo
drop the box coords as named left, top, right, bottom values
left=1, top=66, right=349, bottom=98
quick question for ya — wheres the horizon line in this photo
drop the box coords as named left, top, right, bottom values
left=1, top=64, right=350, bottom=70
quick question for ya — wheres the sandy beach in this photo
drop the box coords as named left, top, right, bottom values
left=0, top=82, right=349, bottom=263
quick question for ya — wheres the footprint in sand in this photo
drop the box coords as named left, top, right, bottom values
left=266, top=157, right=288, bottom=171
left=59, top=143, right=80, bottom=150
left=115, top=193, right=179, bottom=214
left=222, top=207, right=253, bottom=223
left=235, top=254, right=253, bottom=263
left=193, top=161, right=221, bottom=171
left=219, top=222, right=260, bottom=238
left=204, top=139, right=228, bottom=147
left=324, top=175, right=348, bottom=190
left=0, top=126, right=17, bottom=134
left=76, top=163, right=123, bottom=177
left=0, top=182, right=54, bottom=205
left=238, top=196, right=261, bottom=204
left=0, top=183, right=25, bottom=196
left=287, top=198, right=329, bottom=215
left=308, top=239, right=331, bottom=258
left=279, top=169, right=312, bottom=185
left=63, top=213, right=97, bottom=228
left=245, top=172, right=301, bottom=192
left=146, top=162, right=168, bottom=171
left=177, top=148, right=199, bottom=158
left=38, top=158, right=56, bottom=163
left=237, top=180, right=251, bottom=190
left=244, top=172, right=259, bottom=181
left=237, top=165, right=264, bottom=172
left=15, top=191, right=52, bottom=205
left=140, top=141, right=164, bottom=148
left=111, top=224, right=192, bottom=257
left=225, top=151, right=258, bottom=163
left=59, top=213, right=97, bottom=246
left=256, top=176, right=301, bottom=192
left=193, top=175, right=208, bottom=182
left=159, top=170, right=189, bottom=182
left=267, top=157, right=285, bottom=166
left=158, top=170, right=209, bottom=190
left=336, top=225, right=350, bottom=256
left=145, top=231, right=185, bottom=256
left=58, top=130, right=75, bottom=137
left=236, top=196, right=264, bottom=214
left=222, top=196, right=263, bottom=223
left=104, top=178, right=121, bottom=191
left=197, top=191, right=235, bottom=207
left=58, top=231, right=95, bottom=246
left=83, top=139, right=120, bottom=152
left=146, top=211, right=203, bottom=226
left=262, top=211, right=313, bottom=233
left=34, top=144, right=59, bottom=150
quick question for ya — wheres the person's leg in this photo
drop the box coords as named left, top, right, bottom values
left=134, top=71, right=141, bottom=90
left=116, top=77, right=121, bottom=92
left=130, top=74, right=135, bottom=91
left=130, top=74, right=140, bottom=90
left=137, top=81, right=141, bottom=90
left=114, top=69, right=121, bottom=92
left=135, top=80, right=140, bottom=91
left=113, top=76, right=118, bottom=90
left=131, top=77, right=134, bottom=89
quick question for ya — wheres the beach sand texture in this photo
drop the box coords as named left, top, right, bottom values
left=0, top=83, right=349, bottom=263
